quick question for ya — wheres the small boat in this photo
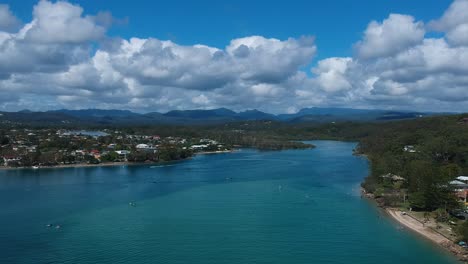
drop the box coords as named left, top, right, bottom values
left=46, top=224, right=53, bottom=228
left=55, top=225, right=61, bottom=229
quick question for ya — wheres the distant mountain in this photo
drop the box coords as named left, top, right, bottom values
left=0, top=107, right=442, bottom=126
left=0, top=111, right=79, bottom=124
left=278, top=107, right=430, bottom=123
left=163, top=108, right=237, bottom=119
left=50, top=109, right=140, bottom=118
left=236, top=109, right=277, bottom=120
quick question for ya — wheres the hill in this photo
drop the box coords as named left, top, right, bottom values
left=0, top=107, right=442, bottom=126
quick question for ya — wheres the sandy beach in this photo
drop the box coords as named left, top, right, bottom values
left=386, top=208, right=468, bottom=261
left=386, top=208, right=450, bottom=244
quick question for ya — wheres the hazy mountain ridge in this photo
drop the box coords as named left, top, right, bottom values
left=0, top=107, right=441, bottom=125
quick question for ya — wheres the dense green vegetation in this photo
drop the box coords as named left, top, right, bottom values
left=354, top=116, right=468, bottom=211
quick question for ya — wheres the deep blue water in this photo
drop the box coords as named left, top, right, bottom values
left=0, top=141, right=458, bottom=263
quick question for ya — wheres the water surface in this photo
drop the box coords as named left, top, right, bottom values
left=0, top=141, right=458, bottom=263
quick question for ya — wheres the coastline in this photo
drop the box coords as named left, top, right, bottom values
left=194, top=149, right=236, bottom=155
left=385, top=208, right=467, bottom=261
left=361, top=174, right=467, bottom=262
left=385, top=208, right=451, bottom=244
left=0, top=161, right=161, bottom=170
left=0, top=149, right=236, bottom=171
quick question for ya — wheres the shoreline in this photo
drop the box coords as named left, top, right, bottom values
left=362, top=185, right=468, bottom=262
left=384, top=207, right=468, bottom=262
left=385, top=208, right=451, bottom=244
left=0, top=161, right=163, bottom=170
left=194, top=149, right=236, bottom=155
left=0, top=149, right=237, bottom=171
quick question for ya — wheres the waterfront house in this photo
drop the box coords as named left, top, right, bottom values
left=90, top=150, right=101, bottom=160
left=115, top=150, right=131, bottom=161
left=136, top=144, right=150, bottom=149
left=450, top=177, right=468, bottom=204
left=2, top=155, right=21, bottom=166
left=190, top=144, right=208, bottom=150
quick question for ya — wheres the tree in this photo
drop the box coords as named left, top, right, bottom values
left=101, top=151, right=119, bottom=162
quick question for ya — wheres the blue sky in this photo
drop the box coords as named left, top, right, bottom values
left=4, top=0, right=453, bottom=60
left=0, top=0, right=466, bottom=113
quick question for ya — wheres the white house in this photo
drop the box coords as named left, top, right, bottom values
left=136, top=144, right=150, bottom=149
left=458, top=176, right=468, bottom=182
left=403, top=145, right=417, bottom=153
left=115, top=150, right=131, bottom=155
left=2, top=156, right=21, bottom=166
left=191, top=144, right=208, bottom=150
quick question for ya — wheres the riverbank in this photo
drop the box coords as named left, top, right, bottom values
left=0, top=161, right=161, bottom=170
left=361, top=185, right=468, bottom=262
left=194, top=149, right=235, bottom=155
left=0, top=149, right=237, bottom=170
left=386, top=208, right=468, bottom=262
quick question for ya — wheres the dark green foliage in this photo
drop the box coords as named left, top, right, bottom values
left=100, top=151, right=119, bottom=162
left=354, top=115, right=468, bottom=211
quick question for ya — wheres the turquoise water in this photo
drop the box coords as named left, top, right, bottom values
left=0, top=141, right=458, bottom=264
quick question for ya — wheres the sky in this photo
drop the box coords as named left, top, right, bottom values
left=0, top=0, right=466, bottom=113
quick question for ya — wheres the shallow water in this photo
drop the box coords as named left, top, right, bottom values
left=0, top=141, right=458, bottom=263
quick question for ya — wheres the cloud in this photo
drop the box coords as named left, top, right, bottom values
left=24, top=0, right=106, bottom=44
left=0, top=4, right=21, bottom=32
left=355, top=14, right=425, bottom=60
left=101, top=35, right=316, bottom=91
left=429, top=0, right=468, bottom=46
left=0, top=0, right=106, bottom=77
left=0, top=0, right=467, bottom=113
left=312, top=57, right=353, bottom=93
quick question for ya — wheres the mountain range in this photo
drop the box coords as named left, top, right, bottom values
left=0, top=107, right=439, bottom=126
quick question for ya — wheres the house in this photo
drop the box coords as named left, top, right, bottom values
left=381, top=173, right=406, bottom=182
left=2, top=156, right=21, bottom=166
left=115, top=150, right=130, bottom=161
left=74, top=150, right=86, bottom=156
left=190, top=144, right=208, bottom=150
left=200, top=139, right=218, bottom=145
left=136, top=144, right=150, bottom=149
left=457, top=176, right=468, bottom=182
left=90, top=150, right=100, bottom=159
left=26, top=146, right=37, bottom=152
left=115, top=150, right=131, bottom=155
left=450, top=178, right=468, bottom=204
left=403, top=145, right=417, bottom=153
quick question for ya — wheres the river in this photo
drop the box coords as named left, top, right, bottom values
left=0, top=141, right=458, bottom=263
